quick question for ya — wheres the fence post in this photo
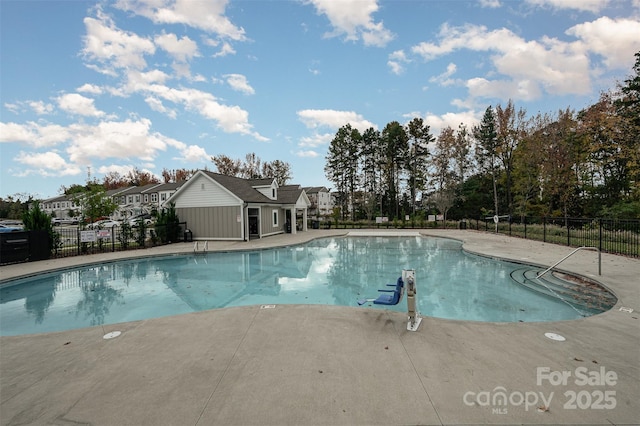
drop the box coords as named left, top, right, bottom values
left=111, top=227, right=115, bottom=252
left=599, top=218, right=603, bottom=254
left=543, top=217, right=546, bottom=243
left=567, top=218, right=571, bottom=247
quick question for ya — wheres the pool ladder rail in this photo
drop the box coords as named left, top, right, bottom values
left=193, top=240, right=208, bottom=254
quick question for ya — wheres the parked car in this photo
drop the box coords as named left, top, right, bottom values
left=52, top=218, right=79, bottom=226
left=87, top=220, right=120, bottom=229
left=0, top=224, right=23, bottom=233
left=126, top=214, right=154, bottom=227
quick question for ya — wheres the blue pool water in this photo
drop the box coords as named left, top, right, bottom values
left=1, top=236, right=596, bottom=336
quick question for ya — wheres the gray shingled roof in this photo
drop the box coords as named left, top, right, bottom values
left=278, top=185, right=305, bottom=204
left=202, top=171, right=273, bottom=203
left=202, top=171, right=305, bottom=205
left=302, top=186, right=328, bottom=194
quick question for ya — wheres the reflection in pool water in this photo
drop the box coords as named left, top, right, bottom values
left=0, top=236, right=613, bottom=336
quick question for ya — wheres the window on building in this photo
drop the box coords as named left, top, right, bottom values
left=272, top=210, right=278, bottom=227
left=135, top=195, right=140, bottom=203
left=151, top=194, right=158, bottom=202
left=144, top=195, right=148, bottom=203
left=128, top=196, right=133, bottom=203
left=161, top=193, right=166, bottom=201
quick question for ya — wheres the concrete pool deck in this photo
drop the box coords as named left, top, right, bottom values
left=0, top=229, right=638, bottom=425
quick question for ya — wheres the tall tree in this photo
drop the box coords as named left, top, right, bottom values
left=243, top=153, right=262, bottom=179
left=161, top=168, right=197, bottom=183
left=495, top=100, right=527, bottom=216
left=67, top=182, right=118, bottom=224
left=380, top=121, right=409, bottom=219
left=262, top=160, right=292, bottom=186
left=431, top=126, right=457, bottom=222
left=577, top=92, right=629, bottom=212
left=473, top=106, right=500, bottom=218
left=615, top=50, right=640, bottom=202
left=512, top=113, right=546, bottom=218
left=102, top=172, right=128, bottom=190
left=126, top=168, right=160, bottom=186
left=325, top=124, right=361, bottom=220
left=360, top=127, right=383, bottom=220
left=452, top=123, right=472, bottom=185
left=405, top=117, right=433, bottom=215
left=211, top=154, right=242, bottom=176
left=538, top=108, right=582, bottom=218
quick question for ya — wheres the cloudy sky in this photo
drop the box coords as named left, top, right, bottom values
left=1, top=0, right=639, bottom=200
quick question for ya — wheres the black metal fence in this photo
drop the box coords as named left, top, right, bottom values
left=50, top=222, right=189, bottom=259
left=472, top=217, right=639, bottom=258
left=0, top=222, right=189, bottom=265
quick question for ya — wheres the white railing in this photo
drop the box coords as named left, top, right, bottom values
left=536, top=246, right=601, bottom=278
left=193, top=240, right=208, bottom=253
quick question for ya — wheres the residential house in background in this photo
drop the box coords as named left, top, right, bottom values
left=165, top=170, right=310, bottom=240
left=303, top=186, right=332, bottom=219
left=40, top=182, right=184, bottom=222
left=39, top=195, right=80, bottom=220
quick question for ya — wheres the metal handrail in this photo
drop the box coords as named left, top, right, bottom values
left=536, top=246, right=601, bottom=278
left=193, top=240, right=208, bottom=253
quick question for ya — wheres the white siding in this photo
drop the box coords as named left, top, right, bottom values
left=255, top=184, right=277, bottom=200
left=295, top=193, right=310, bottom=209
left=173, top=175, right=241, bottom=208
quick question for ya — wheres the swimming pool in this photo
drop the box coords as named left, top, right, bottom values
left=0, top=236, right=616, bottom=336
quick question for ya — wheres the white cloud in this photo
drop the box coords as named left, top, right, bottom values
left=28, top=101, right=54, bottom=115
left=140, top=84, right=267, bottom=140
left=14, top=151, right=82, bottom=177
left=567, top=17, right=640, bottom=69
left=145, top=96, right=177, bottom=118
left=297, top=109, right=376, bottom=132
left=479, top=0, right=501, bottom=8
left=176, top=144, right=210, bottom=163
left=212, top=41, right=236, bottom=57
left=67, top=118, right=169, bottom=164
left=82, top=12, right=155, bottom=72
left=57, top=93, right=105, bottom=117
left=224, top=74, right=255, bottom=95
left=298, top=132, right=334, bottom=148
left=466, top=77, right=542, bottom=101
left=404, top=110, right=482, bottom=137
left=387, top=61, right=404, bottom=75
left=305, top=0, right=394, bottom=47
left=525, top=0, right=610, bottom=13
left=154, top=32, right=200, bottom=62
left=126, top=69, right=170, bottom=90
left=295, top=150, right=320, bottom=158
left=114, top=0, right=246, bottom=40
left=411, top=23, right=593, bottom=100
left=388, top=50, right=410, bottom=75
left=429, top=62, right=458, bottom=86
left=97, top=164, right=136, bottom=176
left=0, top=122, right=71, bottom=148
left=76, top=83, right=103, bottom=94
left=2, top=101, right=54, bottom=115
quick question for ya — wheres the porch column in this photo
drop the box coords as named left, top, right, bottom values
left=303, top=208, right=308, bottom=231
left=290, top=207, right=297, bottom=234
